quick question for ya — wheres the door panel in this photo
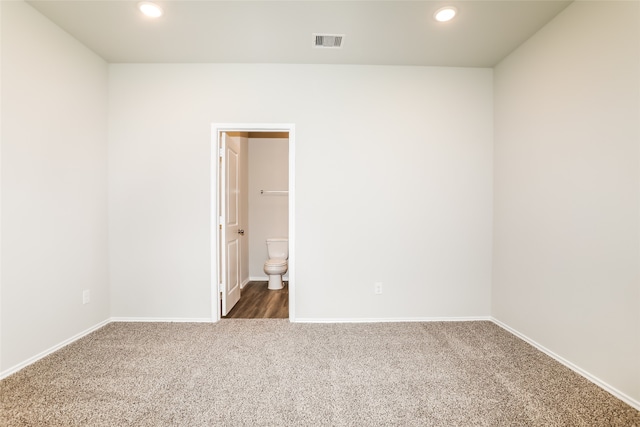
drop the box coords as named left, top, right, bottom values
left=221, top=133, right=241, bottom=315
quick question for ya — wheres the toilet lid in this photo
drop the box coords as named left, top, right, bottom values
left=265, top=259, right=287, bottom=267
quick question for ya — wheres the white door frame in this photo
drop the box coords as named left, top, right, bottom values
left=211, top=123, right=296, bottom=322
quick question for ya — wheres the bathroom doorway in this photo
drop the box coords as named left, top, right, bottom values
left=212, top=124, right=295, bottom=322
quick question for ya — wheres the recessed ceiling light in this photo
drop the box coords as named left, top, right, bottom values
left=434, top=6, right=457, bottom=22
left=138, top=2, right=163, bottom=18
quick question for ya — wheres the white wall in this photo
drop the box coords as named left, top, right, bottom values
left=248, top=137, right=289, bottom=280
left=0, top=1, right=109, bottom=373
left=493, top=1, right=640, bottom=404
left=108, top=64, right=493, bottom=320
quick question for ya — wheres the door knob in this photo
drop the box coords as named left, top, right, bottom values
left=238, top=229, right=245, bottom=235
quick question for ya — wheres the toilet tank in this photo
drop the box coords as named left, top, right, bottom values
left=266, top=238, right=288, bottom=259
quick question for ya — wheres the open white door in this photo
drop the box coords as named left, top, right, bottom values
left=220, top=132, right=241, bottom=315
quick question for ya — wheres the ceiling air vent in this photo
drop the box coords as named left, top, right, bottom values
left=313, top=34, right=344, bottom=48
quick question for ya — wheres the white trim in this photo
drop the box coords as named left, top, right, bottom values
left=287, top=125, right=295, bottom=321
left=294, top=316, right=492, bottom=323
left=210, top=126, right=219, bottom=323
left=110, top=317, right=213, bottom=323
left=248, top=275, right=290, bottom=282
left=0, top=318, right=110, bottom=380
left=491, top=317, right=640, bottom=411
left=211, top=123, right=296, bottom=323
left=249, top=275, right=290, bottom=281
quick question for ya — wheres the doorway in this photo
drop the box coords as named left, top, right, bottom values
left=211, top=123, right=295, bottom=322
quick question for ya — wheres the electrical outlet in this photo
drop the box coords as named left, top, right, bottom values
left=374, top=282, right=383, bottom=295
left=82, top=290, right=90, bottom=305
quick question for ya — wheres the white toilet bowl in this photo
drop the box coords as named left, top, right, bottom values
left=264, top=259, right=287, bottom=290
left=264, top=238, right=288, bottom=290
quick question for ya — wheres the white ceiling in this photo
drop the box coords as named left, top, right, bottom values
left=28, top=0, right=572, bottom=67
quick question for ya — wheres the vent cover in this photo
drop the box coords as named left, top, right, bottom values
left=313, top=34, right=344, bottom=48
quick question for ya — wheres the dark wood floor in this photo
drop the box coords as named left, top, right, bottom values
left=223, top=281, right=289, bottom=318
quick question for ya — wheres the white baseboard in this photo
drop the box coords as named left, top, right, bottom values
left=0, top=318, right=111, bottom=380
left=491, top=317, right=640, bottom=411
left=294, top=316, right=491, bottom=323
left=110, top=317, right=213, bottom=323
left=249, top=275, right=289, bottom=282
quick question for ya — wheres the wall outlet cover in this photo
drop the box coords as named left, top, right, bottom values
left=374, top=282, right=383, bottom=294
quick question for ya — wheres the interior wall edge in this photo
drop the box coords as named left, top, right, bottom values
left=491, top=317, right=640, bottom=411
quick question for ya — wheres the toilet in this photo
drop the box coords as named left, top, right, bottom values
left=264, top=238, right=288, bottom=290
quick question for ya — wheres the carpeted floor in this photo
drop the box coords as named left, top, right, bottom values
left=1, top=320, right=638, bottom=426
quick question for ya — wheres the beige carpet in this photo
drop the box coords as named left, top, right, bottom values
left=1, top=320, right=638, bottom=426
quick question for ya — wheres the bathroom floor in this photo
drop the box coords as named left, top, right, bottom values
left=223, top=281, right=289, bottom=318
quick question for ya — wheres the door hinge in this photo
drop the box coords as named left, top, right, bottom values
left=219, top=283, right=224, bottom=293
left=219, top=148, right=223, bottom=157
